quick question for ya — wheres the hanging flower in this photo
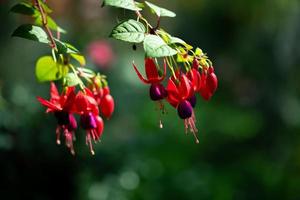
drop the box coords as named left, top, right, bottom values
left=37, top=82, right=77, bottom=155
left=75, top=88, right=104, bottom=155
left=133, top=57, right=167, bottom=128
left=166, top=73, right=199, bottom=143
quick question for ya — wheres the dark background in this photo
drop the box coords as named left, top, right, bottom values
left=1, top=0, right=300, bottom=199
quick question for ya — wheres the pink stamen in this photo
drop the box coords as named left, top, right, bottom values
left=64, top=129, right=75, bottom=155
left=56, top=126, right=61, bottom=145
left=86, top=132, right=95, bottom=155
left=184, top=117, right=199, bottom=144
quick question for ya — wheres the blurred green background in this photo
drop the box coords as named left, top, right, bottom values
left=1, top=0, right=300, bottom=199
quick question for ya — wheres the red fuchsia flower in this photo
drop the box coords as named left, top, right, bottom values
left=166, top=73, right=199, bottom=143
left=88, top=80, right=115, bottom=120
left=186, top=68, right=202, bottom=107
left=199, top=66, right=218, bottom=101
left=75, top=88, right=104, bottom=155
left=187, top=68, right=201, bottom=93
left=89, top=83, right=103, bottom=105
left=37, top=82, right=77, bottom=155
left=133, top=58, right=167, bottom=100
left=133, top=57, right=167, bottom=128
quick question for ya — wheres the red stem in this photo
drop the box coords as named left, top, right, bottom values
left=34, top=0, right=57, bottom=49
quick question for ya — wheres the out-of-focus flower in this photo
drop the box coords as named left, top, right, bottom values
left=87, top=40, right=114, bottom=68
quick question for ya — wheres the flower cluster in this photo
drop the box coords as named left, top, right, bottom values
left=133, top=56, right=218, bottom=143
left=37, top=80, right=114, bottom=155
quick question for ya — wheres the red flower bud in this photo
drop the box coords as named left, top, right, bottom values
left=102, top=86, right=110, bottom=96
left=100, top=94, right=115, bottom=119
left=207, top=69, right=218, bottom=94
left=199, top=67, right=218, bottom=101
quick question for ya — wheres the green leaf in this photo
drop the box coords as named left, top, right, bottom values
left=110, top=19, right=146, bottom=43
left=195, top=47, right=204, bottom=56
left=135, top=2, right=145, bottom=9
left=65, top=43, right=79, bottom=54
left=77, top=67, right=96, bottom=78
left=102, top=0, right=141, bottom=11
left=55, top=39, right=79, bottom=54
left=38, top=0, right=52, bottom=13
left=169, top=36, right=186, bottom=45
left=57, top=26, right=67, bottom=34
left=10, top=2, right=37, bottom=15
left=71, top=54, right=86, bottom=66
left=145, top=1, right=176, bottom=17
left=35, top=15, right=58, bottom=31
left=35, top=56, right=62, bottom=82
left=169, top=36, right=193, bottom=50
left=64, top=73, right=81, bottom=86
left=143, top=35, right=177, bottom=57
left=12, top=24, right=49, bottom=44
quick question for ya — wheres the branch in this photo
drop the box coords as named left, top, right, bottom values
left=34, top=0, right=57, bottom=49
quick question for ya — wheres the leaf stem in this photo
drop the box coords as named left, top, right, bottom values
left=34, top=0, right=57, bottom=49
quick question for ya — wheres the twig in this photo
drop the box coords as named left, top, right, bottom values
left=34, top=0, right=57, bottom=49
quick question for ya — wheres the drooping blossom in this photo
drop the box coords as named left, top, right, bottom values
left=37, top=82, right=77, bottom=155
left=75, top=88, right=104, bottom=155
left=133, top=57, right=167, bottom=127
left=166, top=73, right=199, bottom=143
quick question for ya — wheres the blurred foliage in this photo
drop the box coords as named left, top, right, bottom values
left=1, top=0, right=300, bottom=199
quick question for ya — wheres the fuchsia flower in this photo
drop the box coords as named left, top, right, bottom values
left=75, top=88, right=104, bottom=155
left=89, top=81, right=115, bottom=120
left=199, top=66, right=218, bottom=101
left=133, top=58, right=167, bottom=101
left=133, top=58, right=166, bottom=84
left=166, top=73, right=199, bottom=143
left=37, top=82, right=112, bottom=155
left=187, top=68, right=201, bottom=93
left=133, top=58, right=168, bottom=128
left=37, top=82, right=77, bottom=155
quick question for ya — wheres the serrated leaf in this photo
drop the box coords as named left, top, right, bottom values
left=143, top=35, right=177, bottom=58
left=64, top=73, right=81, bottom=86
left=12, top=24, right=49, bottom=44
left=102, top=0, right=141, bottom=11
left=10, top=2, right=37, bottom=15
left=145, top=1, right=176, bottom=17
left=36, top=56, right=62, bottom=82
left=71, top=54, right=86, bottom=66
left=110, top=19, right=146, bottom=43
